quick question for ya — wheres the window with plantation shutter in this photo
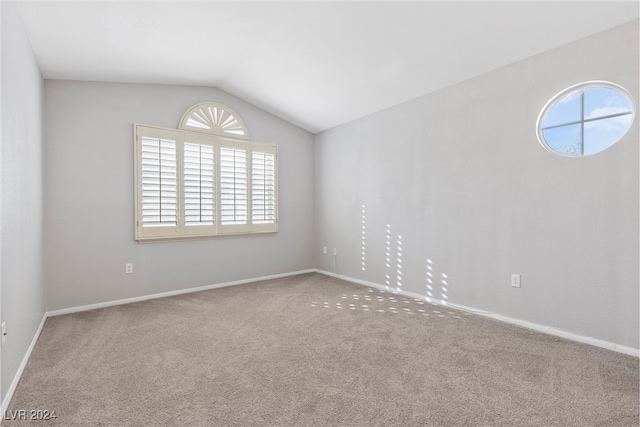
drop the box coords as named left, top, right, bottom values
left=220, top=147, right=248, bottom=225
left=141, top=136, right=177, bottom=227
left=134, top=103, right=277, bottom=241
left=184, top=143, right=215, bottom=225
left=252, top=151, right=276, bottom=224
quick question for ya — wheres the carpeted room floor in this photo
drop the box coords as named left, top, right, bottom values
left=4, top=273, right=638, bottom=426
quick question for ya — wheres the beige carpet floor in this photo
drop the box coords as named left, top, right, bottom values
left=4, top=273, right=639, bottom=426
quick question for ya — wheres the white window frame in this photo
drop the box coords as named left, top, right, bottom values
left=134, top=123, right=278, bottom=241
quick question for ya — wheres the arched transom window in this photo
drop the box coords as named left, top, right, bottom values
left=179, top=102, right=250, bottom=140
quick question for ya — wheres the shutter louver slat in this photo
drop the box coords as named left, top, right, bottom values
left=184, top=143, right=215, bottom=226
left=141, top=137, right=177, bottom=227
left=220, top=147, right=247, bottom=224
left=252, top=151, right=276, bottom=224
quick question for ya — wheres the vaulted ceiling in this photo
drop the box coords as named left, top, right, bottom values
left=16, top=1, right=639, bottom=133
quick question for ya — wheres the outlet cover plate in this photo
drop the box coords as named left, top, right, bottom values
left=511, top=274, right=521, bottom=288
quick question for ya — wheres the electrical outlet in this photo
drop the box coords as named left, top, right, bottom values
left=511, top=274, right=521, bottom=288
left=125, top=263, right=134, bottom=274
left=333, top=248, right=337, bottom=256
left=323, top=246, right=327, bottom=255
left=1, top=322, right=6, bottom=346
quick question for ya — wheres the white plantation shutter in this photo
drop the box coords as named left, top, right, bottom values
left=184, top=143, right=215, bottom=226
left=141, top=137, right=177, bottom=226
left=135, top=123, right=277, bottom=241
left=220, top=146, right=248, bottom=226
left=252, top=150, right=276, bottom=224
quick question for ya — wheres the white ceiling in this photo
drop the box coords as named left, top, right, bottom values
left=15, top=1, right=639, bottom=134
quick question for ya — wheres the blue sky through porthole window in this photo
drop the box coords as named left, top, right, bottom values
left=538, top=82, right=634, bottom=156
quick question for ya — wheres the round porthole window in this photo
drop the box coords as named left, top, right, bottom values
left=537, top=81, right=635, bottom=156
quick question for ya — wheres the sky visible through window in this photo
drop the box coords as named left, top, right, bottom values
left=541, top=86, right=633, bottom=156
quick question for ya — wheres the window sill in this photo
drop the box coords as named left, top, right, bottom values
left=135, top=230, right=278, bottom=243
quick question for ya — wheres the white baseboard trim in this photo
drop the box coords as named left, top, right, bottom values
left=46, top=269, right=316, bottom=318
left=314, top=269, right=640, bottom=358
left=0, top=313, right=48, bottom=420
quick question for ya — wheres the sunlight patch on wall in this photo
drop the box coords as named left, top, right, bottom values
left=426, top=258, right=451, bottom=306
left=441, top=272, right=448, bottom=305
left=396, top=234, right=403, bottom=291
left=361, top=205, right=366, bottom=271
left=426, top=258, right=434, bottom=303
left=385, top=224, right=392, bottom=289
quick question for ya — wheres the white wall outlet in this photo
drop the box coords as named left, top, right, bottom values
left=511, top=274, right=521, bottom=288
left=125, top=263, right=134, bottom=274
left=333, top=248, right=337, bottom=256
left=1, top=322, right=6, bottom=346
left=323, top=246, right=327, bottom=255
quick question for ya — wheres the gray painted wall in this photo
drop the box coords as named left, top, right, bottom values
left=44, top=81, right=315, bottom=311
left=314, top=20, right=639, bottom=349
left=1, top=2, right=45, bottom=400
